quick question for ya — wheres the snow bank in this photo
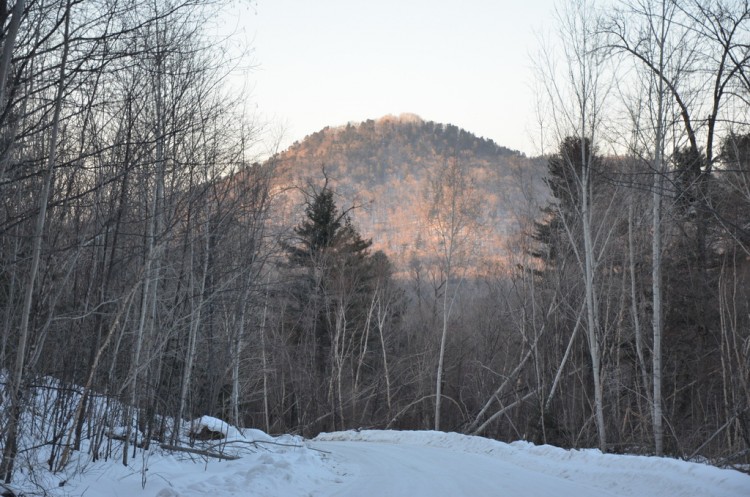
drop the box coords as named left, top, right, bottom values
left=50, top=422, right=338, bottom=497
left=70, top=441, right=336, bottom=497
left=9, top=398, right=749, bottom=497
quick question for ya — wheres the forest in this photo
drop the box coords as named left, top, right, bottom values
left=0, top=0, right=748, bottom=487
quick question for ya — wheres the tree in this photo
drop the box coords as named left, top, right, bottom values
left=0, top=0, right=263, bottom=481
left=0, top=0, right=72, bottom=480
left=282, top=177, right=384, bottom=433
left=607, top=0, right=677, bottom=456
left=713, top=132, right=750, bottom=462
left=532, top=135, right=612, bottom=451
left=535, top=0, right=614, bottom=452
left=423, top=153, right=483, bottom=431
left=718, top=132, right=750, bottom=253
left=0, top=0, right=23, bottom=111
left=605, top=0, right=750, bottom=456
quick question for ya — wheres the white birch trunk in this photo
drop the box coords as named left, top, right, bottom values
left=124, top=23, right=166, bottom=464
left=259, top=280, right=271, bottom=433
left=353, top=287, right=376, bottom=421
left=651, top=0, right=667, bottom=456
left=628, top=200, right=652, bottom=404
left=375, top=292, right=392, bottom=416
left=582, top=147, right=607, bottom=453
left=435, top=275, right=449, bottom=431
left=544, top=301, right=584, bottom=413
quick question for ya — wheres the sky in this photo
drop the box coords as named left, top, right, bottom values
left=219, top=0, right=559, bottom=157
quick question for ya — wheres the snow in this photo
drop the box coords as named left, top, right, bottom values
left=15, top=427, right=748, bottom=497
left=39, top=422, right=336, bottom=497
left=69, top=445, right=334, bottom=497
left=188, top=415, right=274, bottom=444
left=315, top=430, right=750, bottom=497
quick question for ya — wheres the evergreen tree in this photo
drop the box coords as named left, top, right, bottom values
left=533, top=136, right=602, bottom=264
left=286, top=185, right=371, bottom=268
left=281, top=179, right=387, bottom=432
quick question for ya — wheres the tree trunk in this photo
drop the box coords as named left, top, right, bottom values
left=376, top=292, right=392, bottom=417
left=0, top=0, right=70, bottom=482
left=581, top=146, right=607, bottom=453
left=176, top=210, right=211, bottom=438
left=260, top=279, right=271, bottom=433
left=651, top=0, right=667, bottom=456
left=124, top=22, right=166, bottom=465
left=0, top=0, right=23, bottom=108
left=628, top=200, right=651, bottom=403
left=435, top=276, right=449, bottom=431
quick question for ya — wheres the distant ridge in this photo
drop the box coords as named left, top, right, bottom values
left=269, top=115, right=545, bottom=269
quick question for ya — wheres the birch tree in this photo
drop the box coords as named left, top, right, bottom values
left=605, top=0, right=750, bottom=456
left=536, top=0, right=614, bottom=452
left=610, top=0, right=678, bottom=457
left=425, top=153, right=483, bottom=431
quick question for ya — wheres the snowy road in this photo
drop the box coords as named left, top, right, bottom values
left=313, top=440, right=620, bottom=497
left=312, top=431, right=750, bottom=497
left=54, top=428, right=750, bottom=497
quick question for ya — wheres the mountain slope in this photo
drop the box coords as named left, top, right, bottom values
left=270, top=114, right=546, bottom=268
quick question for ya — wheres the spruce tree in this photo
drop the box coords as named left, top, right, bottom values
left=533, top=136, right=601, bottom=264
left=282, top=180, right=381, bottom=432
left=286, top=186, right=371, bottom=268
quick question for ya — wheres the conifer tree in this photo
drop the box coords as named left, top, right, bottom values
left=282, top=178, right=384, bottom=432
left=533, top=136, right=601, bottom=264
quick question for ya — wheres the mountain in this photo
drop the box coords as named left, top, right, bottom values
left=269, top=114, right=546, bottom=270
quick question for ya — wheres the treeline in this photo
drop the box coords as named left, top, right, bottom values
left=522, top=0, right=750, bottom=462
left=0, top=0, right=748, bottom=488
left=0, top=0, right=275, bottom=482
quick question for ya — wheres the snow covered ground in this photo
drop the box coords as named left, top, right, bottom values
left=314, top=430, right=750, bottom=497
left=16, top=424, right=749, bottom=497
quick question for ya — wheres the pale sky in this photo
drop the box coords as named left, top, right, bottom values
left=221, top=0, right=559, bottom=157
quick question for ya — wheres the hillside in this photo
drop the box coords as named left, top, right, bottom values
left=269, top=114, right=546, bottom=269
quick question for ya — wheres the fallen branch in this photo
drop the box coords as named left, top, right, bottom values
left=472, top=389, right=539, bottom=436
left=689, top=408, right=746, bottom=460
left=159, top=444, right=240, bottom=461
left=207, top=439, right=303, bottom=450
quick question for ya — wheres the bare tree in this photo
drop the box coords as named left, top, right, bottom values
left=0, top=0, right=72, bottom=481
left=536, top=0, right=615, bottom=452
left=0, top=0, right=23, bottom=109
left=0, top=0, right=263, bottom=481
left=423, top=152, right=483, bottom=431
left=605, top=0, right=750, bottom=456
